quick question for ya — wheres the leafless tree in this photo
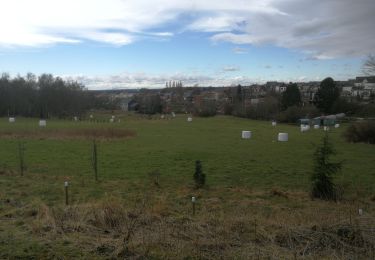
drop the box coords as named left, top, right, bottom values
left=362, top=54, right=375, bottom=75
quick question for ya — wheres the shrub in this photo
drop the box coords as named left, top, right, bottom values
left=311, top=134, right=342, bottom=201
left=344, top=121, right=375, bottom=144
left=356, top=103, right=375, bottom=117
left=193, top=160, right=206, bottom=188
left=245, top=96, right=280, bottom=120
left=194, top=100, right=217, bottom=117
left=331, top=98, right=360, bottom=115
left=277, top=105, right=319, bottom=123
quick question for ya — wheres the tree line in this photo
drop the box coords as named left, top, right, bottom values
left=0, top=73, right=109, bottom=118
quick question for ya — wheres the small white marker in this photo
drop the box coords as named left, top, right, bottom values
left=359, top=209, right=363, bottom=216
left=192, top=196, right=196, bottom=203
left=64, top=181, right=69, bottom=187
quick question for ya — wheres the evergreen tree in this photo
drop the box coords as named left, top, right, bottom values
left=311, top=134, right=342, bottom=201
left=193, top=160, right=206, bottom=188
left=314, top=77, right=340, bottom=113
left=281, top=83, right=301, bottom=110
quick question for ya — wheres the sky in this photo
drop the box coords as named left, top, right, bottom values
left=0, top=0, right=374, bottom=89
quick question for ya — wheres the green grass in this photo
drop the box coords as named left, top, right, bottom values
left=1, top=114, right=374, bottom=198
left=1, top=114, right=375, bottom=258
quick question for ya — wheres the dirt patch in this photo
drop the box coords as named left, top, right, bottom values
left=0, top=128, right=136, bottom=140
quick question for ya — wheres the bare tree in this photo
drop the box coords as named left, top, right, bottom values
left=362, top=54, right=375, bottom=75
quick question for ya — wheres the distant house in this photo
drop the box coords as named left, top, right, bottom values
left=351, top=76, right=375, bottom=100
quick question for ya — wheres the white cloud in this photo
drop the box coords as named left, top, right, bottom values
left=64, top=70, right=328, bottom=90
left=0, top=0, right=374, bottom=59
left=232, top=47, right=248, bottom=54
left=221, top=66, right=240, bottom=72
left=64, top=72, right=265, bottom=89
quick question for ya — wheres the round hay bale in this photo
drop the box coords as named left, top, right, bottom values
left=187, top=117, right=193, bottom=122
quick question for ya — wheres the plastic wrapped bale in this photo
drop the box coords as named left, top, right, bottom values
left=300, top=125, right=309, bottom=132
left=39, top=120, right=47, bottom=127
left=314, top=125, right=320, bottom=129
left=272, top=121, right=277, bottom=127
left=278, top=133, right=288, bottom=141
left=241, top=131, right=251, bottom=139
left=74, top=116, right=78, bottom=121
left=335, top=124, right=340, bottom=128
left=161, top=115, right=165, bottom=119
left=187, top=117, right=193, bottom=122
left=324, top=126, right=330, bottom=131
left=9, top=117, right=15, bottom=123
left=109, top=118, right=114, bottom=123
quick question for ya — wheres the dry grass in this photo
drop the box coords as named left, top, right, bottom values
left=23, top=193, right=375, bottom=259
left=0, top=128, right=136, bottom=140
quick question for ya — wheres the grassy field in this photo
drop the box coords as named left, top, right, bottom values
left=1, top=114, right=375, bottom=259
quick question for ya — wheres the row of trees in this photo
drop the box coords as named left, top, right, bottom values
left=0, top=73, right=108, bottom=118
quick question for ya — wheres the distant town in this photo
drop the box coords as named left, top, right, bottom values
left=94, top=76, right=375, bottom=113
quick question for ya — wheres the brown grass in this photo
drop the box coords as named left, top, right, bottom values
left=0, top=128, right=136, bottom=140
left=23, top=192, right=375, bottom=259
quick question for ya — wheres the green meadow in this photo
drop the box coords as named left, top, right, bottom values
left=1, top=114, right=374, bottom=259
left=1, top=114, right=374, bottom=196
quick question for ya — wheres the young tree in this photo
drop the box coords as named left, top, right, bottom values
left=193, top=160, right=206, bottom=188
left=314, top=77, right=340, bottom=113
left=311, top=134, right=342, bottom=201
left=281, top=83, right=301, bottom=110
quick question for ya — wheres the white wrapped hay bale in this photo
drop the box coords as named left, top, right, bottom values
left=272, top=121, right=277, bottom=127
left=9, top=117, right=15, bottom=123
left=109, top=118, right=114, bottom=123
left=39, top=120, right=47, bottom=127
left=324, top=126, right=329, bottom=131
left=187, top=117, right=192, bottom=122
left=111, top=115, right=115, bottom=119
left=90, top=114, right=94, bottom=119
left=278, top=133, right=288, bottom=142
left=334, top=124, right=340, bottom=128
left=314, top=124, right=320, bottom=129
left=74, top=116, right=78, bottom=121
left=241, top=131, right=251, bottom=139
left=300, top=125, right=309, bottom=132
left=161, top=115, right=165, bottom=119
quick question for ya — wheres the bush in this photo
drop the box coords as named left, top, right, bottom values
left=331, top=98, right=360, bottom=115
left=344, top=121, right=375, bottom=144
left=355, top=103, right=375, bottom=117
left=245, top=96, right=279, bottom=120
left=194, top=100, right=217, bottom=117
left=277, top=105, right=320, bottom=123
left=311, top=134, right=342, bottom=201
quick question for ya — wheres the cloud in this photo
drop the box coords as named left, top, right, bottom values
left=265, top=65, right=272, bottom=69
left=232, top=47, right=248, bottom=54
left=0, top=0, right=374, bottom=59
left=64, top=72, right=267, bottom=89
left=63, top=70, right=326, bottom=90
left=221, top=66, right=240, bottom=72
left=209, top=0, right=375, bottom=58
